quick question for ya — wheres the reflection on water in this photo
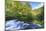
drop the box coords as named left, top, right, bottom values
left=5, top=19, right=43, bottom=31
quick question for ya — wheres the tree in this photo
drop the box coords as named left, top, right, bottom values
left=36, top=6, right=44, bottom=20
left=5, top=0, right=33, bottom=22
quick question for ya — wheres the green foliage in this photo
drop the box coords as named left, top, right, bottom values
left=5, top=0, right=44, bottom=25
left=32, top=6, right=44, bottom=25
left=5, top=0, right=33, bottom=22
left=36, top=6, right=44, bottom=20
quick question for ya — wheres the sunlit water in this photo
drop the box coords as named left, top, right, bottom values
left=5, top=19, right=43, bottom=31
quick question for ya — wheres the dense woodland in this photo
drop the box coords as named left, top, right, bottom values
left=5, top=0, right=44, bottom=26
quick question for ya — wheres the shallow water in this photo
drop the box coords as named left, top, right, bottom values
left=5, top=19, right=43, bottom=31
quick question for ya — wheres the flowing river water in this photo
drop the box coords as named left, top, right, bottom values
left=5, top=19, right=43, bottom=31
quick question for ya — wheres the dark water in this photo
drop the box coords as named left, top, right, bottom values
left=5, top=19, right=43, bottom=31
